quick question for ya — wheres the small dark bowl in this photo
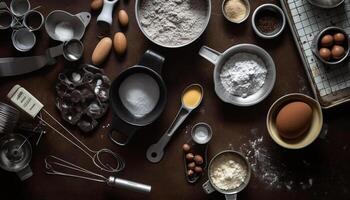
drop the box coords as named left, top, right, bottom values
left=312, top=27, right=350, bottom=65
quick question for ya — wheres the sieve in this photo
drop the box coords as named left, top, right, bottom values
left=0, top=133, right=33, bottom=181
left=203, top=150, right=251, bottom=200
left=109, top=50, right=167, bottom=146
left=0, top=39, right=84, bottom=77
left=10, top=0, right=30, bottom=17
left=0, top=10, right=14, bottom=30
left=0, top=102, right=20, bottom=134
left=45, top=10, right=91, bottom=42
left=199, top=44, right=276, bottom=107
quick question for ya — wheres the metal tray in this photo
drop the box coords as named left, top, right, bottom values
left=281, top=0, right=350, bottom=109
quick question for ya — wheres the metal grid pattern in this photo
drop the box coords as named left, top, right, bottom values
left=286, top=0, right=350, bottom=97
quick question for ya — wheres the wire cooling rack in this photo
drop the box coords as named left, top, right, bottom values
left=281, top=0, right=350, bottom=108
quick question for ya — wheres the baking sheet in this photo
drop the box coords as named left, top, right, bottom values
left=281, top=0, right=350, bottom=108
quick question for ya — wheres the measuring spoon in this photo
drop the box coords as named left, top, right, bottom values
left=146, top=84, right=204, bottom=163
left=0, top=39, right=83, bottom=77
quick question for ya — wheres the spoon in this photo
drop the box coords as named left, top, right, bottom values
left=146, top=84, right=204, bottom=163
left=0, top=39, right=83, bottom=77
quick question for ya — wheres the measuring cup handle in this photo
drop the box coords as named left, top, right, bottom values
left=107, top=176, right=151, bottom=193
left=225, top=194, right=237, bottom=200
left=202, top=180, right=216, bottom=194
left=109, top=115, right=139, bottom=146
left=16, top=165, right=33, bottom=181
left=139, top=50, right=165, bottom=75
left=199, top=46, right=221, bottom=65
left=76, top=12, right=91, bottom=27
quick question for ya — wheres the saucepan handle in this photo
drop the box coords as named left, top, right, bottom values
left=76, top=12, right=91, bottom=27
left=109, top=115, right=139, bottom=146
left=139, top=50, right=165, bottom=75
left=199, top=46, right=221, bottom=65
left=202, top=180, right=216, bottom=194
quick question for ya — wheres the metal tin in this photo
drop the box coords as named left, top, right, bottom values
left=134, top=0, right=212, bottom=48
left=252, top=4, right=286, bottom=39
left=222, top=0, right=250, bottom=24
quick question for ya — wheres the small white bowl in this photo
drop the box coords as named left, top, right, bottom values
left=252, top=4, right=286, bottom=39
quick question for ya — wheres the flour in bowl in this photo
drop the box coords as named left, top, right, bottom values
left=220, top=53, right=267, bottom=98
left=139, top=0, right=208, bottom=47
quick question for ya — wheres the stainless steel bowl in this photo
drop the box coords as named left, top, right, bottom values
left=199, top=44, right=276, bottom=107
left=307, top=0, right=344, bottom=8
left=135, top=0, right=211, bottom=48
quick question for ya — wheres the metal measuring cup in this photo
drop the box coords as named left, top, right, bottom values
left=0, top=10, right=14, bottom=30
left=191, top=122, right=212, bottom=145
left=11, top=28, right=36, bottom=52
left=23, top=10, right=44, bottom=31
left=203, top=150, right=251, bottom=200
left=10, top=0, right=30, bottom=17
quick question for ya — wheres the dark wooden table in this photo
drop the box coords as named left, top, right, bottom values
left=1, top=0, right=350, bottom=199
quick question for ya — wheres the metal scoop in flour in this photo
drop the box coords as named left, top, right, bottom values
left=45, top=10, right=91, bottom=42
left=146, top=84, right=203, bottom=163
left=0, top=39, right=84, bottom=77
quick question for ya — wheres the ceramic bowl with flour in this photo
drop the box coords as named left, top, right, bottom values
left=135, top=0, right=211, bottom=48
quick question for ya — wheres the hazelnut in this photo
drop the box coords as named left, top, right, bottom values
left=194, top=166, right=203, bottom=174
left=187, top=162, right=196, bottom=170
left=185, top=153, right=194, bottom=161
left=194, top=155, right=204, bottom=165
left=182, top=144, right=191, bottom=152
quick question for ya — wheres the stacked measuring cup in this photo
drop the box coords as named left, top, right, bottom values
left=0, top=0, right=44, bottom=52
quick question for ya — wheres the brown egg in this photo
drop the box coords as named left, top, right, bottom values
left=319, top=48, right=331, bottom=61
left=332, top=45, right=345, bottom=59
left=276, top=101, right=313, bottom=139
left=185, top=153, right=194, bottom=161
left=194, top=155, right=203, bottom=165
left=91, top=0, right=103, bottom=11
left=333, top=33, right=345, bottom=44
left=92, top=37, right=112, bottom=66
left=113, top=32, right=127, bottom=55
left=118, top=10, right=129, bottom=27
left=320, top=34, right=334, bottom=47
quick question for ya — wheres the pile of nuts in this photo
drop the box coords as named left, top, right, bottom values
left=319, top=32, right=347, bottom=62
left=183, top=144, right=204, bottom=178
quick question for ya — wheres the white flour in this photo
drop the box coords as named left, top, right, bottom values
left=119, top=73, right=160, bottom=118
left=210, top=154, right=247, bottom=191
left=220, top=53, right=267, bottom=98
left=239, top=128, right=314, bottom=191
left=139, top=0, right=208, bottom=47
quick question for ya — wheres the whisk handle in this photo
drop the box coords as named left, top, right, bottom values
left=107, top=176, right=151, bottom=193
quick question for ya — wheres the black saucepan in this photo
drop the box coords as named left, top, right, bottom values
left=109, top=50, right=167, bottom=146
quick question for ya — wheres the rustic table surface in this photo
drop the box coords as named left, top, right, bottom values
left=1, top=0, right=350, bottom=199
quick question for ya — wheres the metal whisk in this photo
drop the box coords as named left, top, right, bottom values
left=45, top=155, right=151, bottom=193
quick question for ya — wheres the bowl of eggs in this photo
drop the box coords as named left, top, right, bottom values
left=312, top=27, right=349, bottom=65
left=266, top=93, right=323, bottom=149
